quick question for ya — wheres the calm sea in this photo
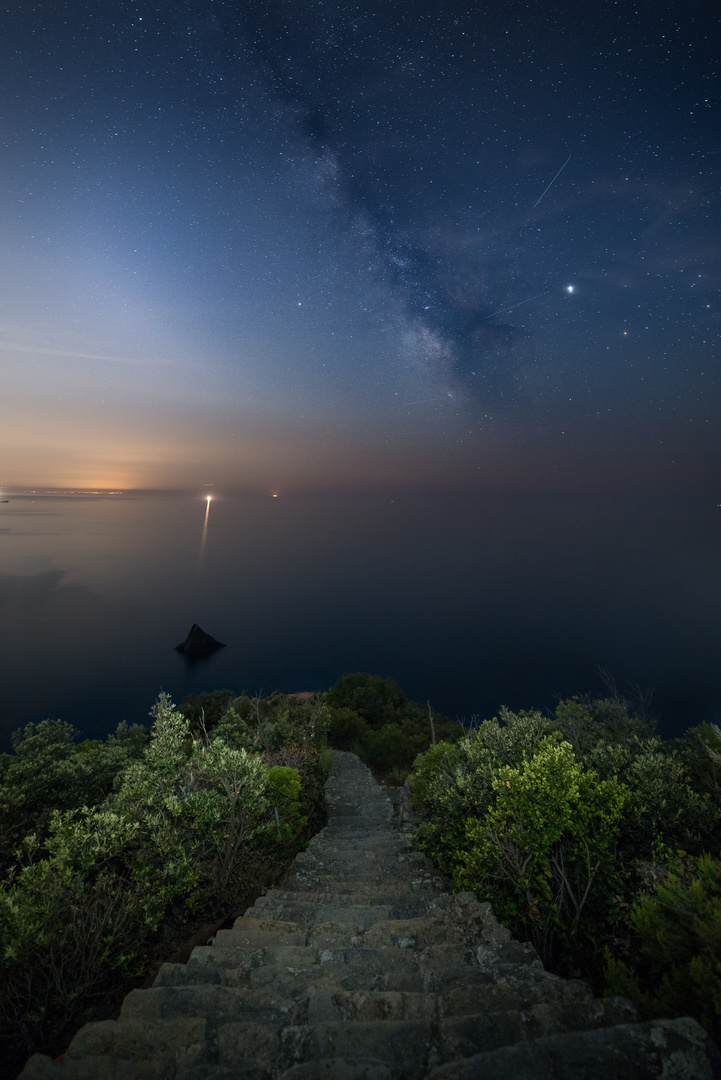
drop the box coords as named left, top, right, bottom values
left=1, top=490, right=719, bottom=749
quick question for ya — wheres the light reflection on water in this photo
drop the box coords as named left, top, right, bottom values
left=0, top=490, right=719, bottom=748
left=199, top=495, right=212, bottom=562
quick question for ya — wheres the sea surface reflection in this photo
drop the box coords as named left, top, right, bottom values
left=1, top=490, right=719, bottom=748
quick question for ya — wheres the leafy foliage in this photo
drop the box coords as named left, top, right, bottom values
left=326, top=672, right=460, bottom=776
left=605, top=854, right=721, bottom=1042
left=0, top=719, right=148, bottom=879
left=0, top=808, right=159, bottom=1054
left=412, top=696, right=721, bottom=1001
left=0, top=689, right=331, bottom=1067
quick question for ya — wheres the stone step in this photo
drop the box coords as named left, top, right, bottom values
left=304, top=990, right=635, bottom=1036
left=274, top=876, right=440, bottom=894
left=279, top=1060, right=395, bottom=1080
left=252, top=895, right=434, bottom=920
left=183, top=943, right=476, bottom=991
left=286, top=860, right=434, bottom=877
left=293, top=871, right=422, bottom=885
left=156, top=956, right=426, bottom=997
left=277, top=883, right=439, bottom=901
left=277, top=1019, right=435, bottom=1079
left=120, top=984, right=300, bottom=1025
left=212, top=917, right=306, bottom=949
left=362, top=917, right=481, bottom=951
left=245, top=899, right=395, bottom=928
left=307, top=832, right=411, bottom=847
left=259, top=885, right=433, bottom=904
left=295, top=847, right=428, bottom=865
left=423, top=1017, right=721, bottom=1080
left=19, top=1017, right=210, bottom=1080
left=306, top=990, right=440, bottom=1024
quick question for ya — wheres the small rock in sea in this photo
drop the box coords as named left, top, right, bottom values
left=175, top=623, right=226, bottom=657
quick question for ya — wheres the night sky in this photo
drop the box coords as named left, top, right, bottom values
left=1, top=0, right=719, bottom=494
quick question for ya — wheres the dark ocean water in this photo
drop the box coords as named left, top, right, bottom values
left=1, top=490, right=719, bottom=749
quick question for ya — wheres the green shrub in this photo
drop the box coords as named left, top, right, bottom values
left=326, top=673, right=404, bottom=725
left=265, top=766, right=306, bottom=846
left=455, top=736, right=627, bottom=968
left=412, top=698, right=721, bottom=995
left=0, top=689, right=332, bottom=1067
left=327, top=706, right=368, bottom=751
left=0, top=719, right=148, bottom=879
left=0, top=808, right=163, bottom=1055
left=326, top=674, right=459, bottom=778
left=605, top=854, right=721, bottom=1042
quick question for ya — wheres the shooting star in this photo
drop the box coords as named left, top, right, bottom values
left=485, top=292, right=548, bottom=319
left=533, top=154, right=572, bottom=208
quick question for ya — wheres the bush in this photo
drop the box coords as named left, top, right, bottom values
left=0, top=688, right=332, bottom=1069
left=412, top=699, right=721, bottom=991
left=326, top=673, right=404, bottom=725
left=0, top=719, right=148, bottom=879
left=0, top=808, right=162, bottom=1056
left=326, top=674, right=460, bottom=779
left=605, top=854, right=721, bottom=1042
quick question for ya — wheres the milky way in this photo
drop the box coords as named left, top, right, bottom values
left=1, top=0, right=719, bottom=491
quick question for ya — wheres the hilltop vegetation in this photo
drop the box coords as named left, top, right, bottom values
left=0, top=673, right=451, bottom=1071
left=1, top=673, right=719, bottom=1071
left=0, top=689, right=328, bottom=1071
left=411, top=698, right=721, bottom=1042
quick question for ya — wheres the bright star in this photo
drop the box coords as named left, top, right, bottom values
left=566, top=285, right=574, bottom=293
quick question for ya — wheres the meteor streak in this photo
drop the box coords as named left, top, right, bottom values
left=533, top=154, right=572, bottom=207
left=485, top=292, right=548, bottom=318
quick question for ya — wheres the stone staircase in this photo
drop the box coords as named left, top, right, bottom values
left=21, top=751, right=721, bottom=1079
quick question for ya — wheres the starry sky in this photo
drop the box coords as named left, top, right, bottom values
left=1, top=0, right=719, bottom=494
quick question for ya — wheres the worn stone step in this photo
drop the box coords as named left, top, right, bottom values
left=279, top=1060, right=394, bottom=1080
left=437, top=997, right=637, bottom=1060
left=276, top=884, right=435, bottom=902
left=213, top=917, right=306, bottom=949
left=246, top=899, right=395, bottom=928
left=283, top=875, right=432, bottom=894
left=120, top=984, right=300, bottom=1025
left=19, top=1017, right=209, bottom=1079
left=156, top=956, right=427, bottom=998
left=249, top=959, right=427, bottom=998
left=294, top=849, right=429, bottom=869
left=260, top=886, right=431, bottom=904
left=285, top=872, right=437, bottom=890
left=362, top=917, right=478, bottom=951
left=307, top=831, right=410, bottom=847
left=270, top=881, right=442, bottom=901
left=307, top=989, right=439, bottom=1024
left=424, top=1016, right=721, bottom=1079
left=253, top=893, right=435, bottom=920
left=279, top=1020, right=434, bottom=1080
left=430, top=967, right=591, bottom=1009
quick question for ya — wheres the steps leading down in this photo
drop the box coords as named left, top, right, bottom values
left=21, top=751, right=721, bottom=1080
